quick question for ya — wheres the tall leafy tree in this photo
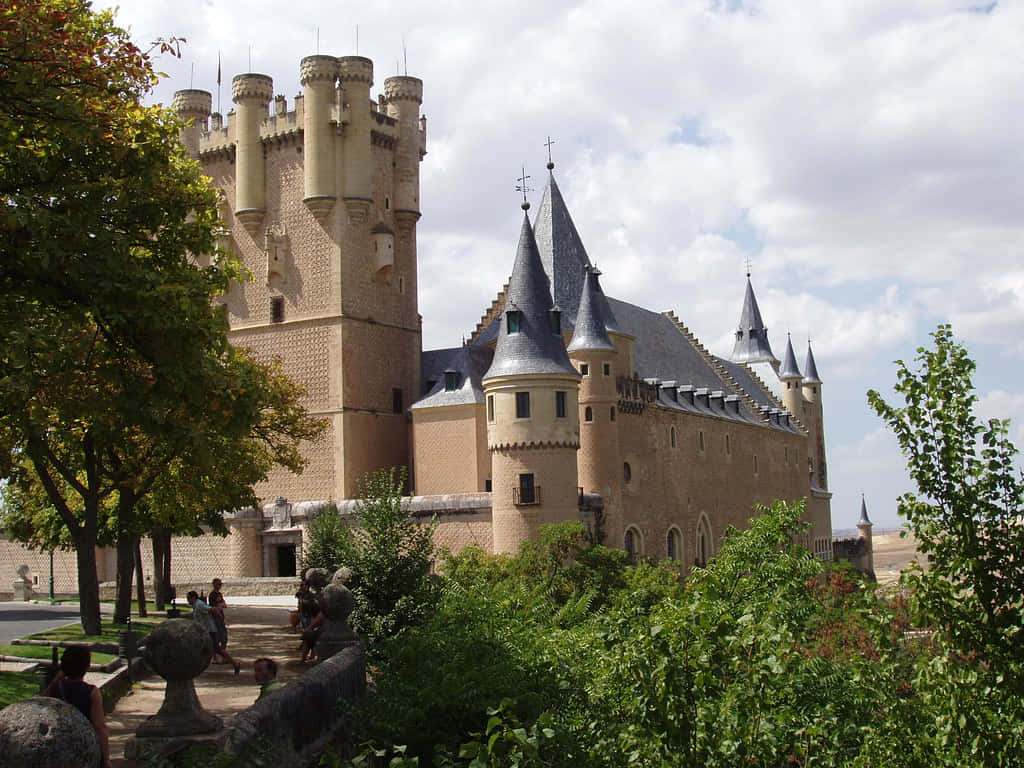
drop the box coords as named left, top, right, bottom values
left=0, top=0, right=323, bottom=633
left=868, top=325, right=1024, bottom=671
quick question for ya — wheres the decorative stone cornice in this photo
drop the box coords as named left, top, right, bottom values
left=172, top=89, right=212, bottom=117
left=383, top=76, right=423, bottom=104
left=490, top=440, right=581, bottom=452
left=344, top=198, right=372, bottom=223
left=232, top=73, right=273, bottom=104
left=300, top=55, right=338, bottom=85
left=337, top=56, right=374, bottom=86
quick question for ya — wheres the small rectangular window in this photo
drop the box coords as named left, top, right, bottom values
left=444, top=370, right=458, bottom=391
left=515, top=391, right=530, bottom=418
left=271, top=297, right=284, bottom=323
left=580, top=363, right=590, bottom=376
left=487, top=395, right=495, bottom=422
left=485, top=477, right=492, bottom=492
left=555, top=391, right=567, bottom=418
left=698, top=431, right=705, bottom=451
left=507, top=311, right=520, bottom=334
left=392, top=388, right=403, bottom=414
left=753, top=455, right=759, bottom=474
left=518, top=473, right=536, bottom=504
left=550, top=310, right=561, bottom=335
left=603, top=362, right=611, bottom=376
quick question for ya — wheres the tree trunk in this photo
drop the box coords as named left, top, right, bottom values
left=152, top=527, right=172, bottom=610
left=134, top=536, right=147, bottom=617
left=113, top=535, right=134, bottom=624
left=74, top=539, right=103, bottom=636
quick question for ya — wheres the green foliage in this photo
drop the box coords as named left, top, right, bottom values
left=340, top=467, right=440, bottom=645
left=869, top=325, right=1024, bottom=668
left=0, top=671, right=39, bottom=710
left=299, top=503, right=347, bottom=575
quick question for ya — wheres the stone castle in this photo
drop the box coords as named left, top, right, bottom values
left=2, top=52, right=875, bottom=593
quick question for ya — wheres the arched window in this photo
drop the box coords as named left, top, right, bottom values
left=623, top=462, right=632, bottom=484
left=666, top=527, right=682, bottom=562
left=584, top=406, right=593, bottom=422
left=670, top=426, right=677, bottom=448
left=624, top=526, right=642, bottom=562
left=695, top=514, right=713, bottom=567
left=610, top=406, right=616, bottom=421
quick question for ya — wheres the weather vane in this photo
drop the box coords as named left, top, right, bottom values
left=545, top=136, right=555, bottom=170
left=516, top=166, right=532, bottom=210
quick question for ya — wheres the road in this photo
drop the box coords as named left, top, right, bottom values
left=0, top=602, right=83, bottom=645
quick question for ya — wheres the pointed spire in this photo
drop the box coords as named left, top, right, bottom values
left=858, top=494, right=872, bottom=527
left=533, top=170, right=594, bottom=327
left=483, top=212, right=578, bottom=381
left=778, top=333, right=802, bottom=380
left=568, top=267, right=616, bottom=354
left=803, top=341, right=822, bottom=385
left=730, top=275, right=779, bottom=365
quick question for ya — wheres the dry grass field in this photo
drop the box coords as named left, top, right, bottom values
left=871, top=530, right=927, bottom=585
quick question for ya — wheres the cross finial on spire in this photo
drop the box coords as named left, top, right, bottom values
left=545, top=136, right=555, bottom=170
left=744, top=256, right=752, bottom=278
left=516, top=166, right=532, bottom=211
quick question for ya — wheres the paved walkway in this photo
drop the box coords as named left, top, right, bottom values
left=106, top=599, right=307, bottom=767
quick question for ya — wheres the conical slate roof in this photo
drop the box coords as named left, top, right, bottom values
left=858, top=495, right=872, bottom=527
left=568, top=267, right=616, bottom=354
left=731, top=276, right=778, bottom=365
left=533, top=171, right=591, bottom=326
left=803, top=342, right=822, bottom=385
left=483, top=212, right=579, bottom=380
left=778, top=334, right=802, bottom=379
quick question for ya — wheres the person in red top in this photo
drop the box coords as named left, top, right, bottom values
left=44, top=645, right=112, bottom=768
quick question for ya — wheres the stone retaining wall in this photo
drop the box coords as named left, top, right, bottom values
left=220, top=642, right=365, bottom=766
left=98, top=576, right=300, bottom=601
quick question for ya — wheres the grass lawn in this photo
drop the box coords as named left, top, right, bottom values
left=0, top=644, right=116, bottom=665
left=0, top=670, right=42, bottom=709
left=29, top=616, right=165, bottom=644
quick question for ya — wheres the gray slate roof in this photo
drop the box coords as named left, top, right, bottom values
left=567, top=268, right=616, bottom=354
left=803, top=342, right=823, bottom=385
left=413, top=344, right=493, bottom=409
left=778, top=334, right=802, bottom=380
left=731, top=276, right=779, bottom=366
left=482, top=213, right=579, bottom=381
left=858, top=495, right=872, bottom=526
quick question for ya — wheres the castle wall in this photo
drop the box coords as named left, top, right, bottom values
left=610, top=405, right=808, bottom=568
left=412, top=405, right=489, bottom=495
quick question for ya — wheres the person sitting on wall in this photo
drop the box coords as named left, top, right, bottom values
left=187, top=589, right=241, bottom=674
left=254, top=656, right=284, bottom=701
left=44, top=646, right=112, bottom=768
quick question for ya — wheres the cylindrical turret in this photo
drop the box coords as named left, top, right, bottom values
left=778, top=334, right=803, bottom=422
left=802, top=343, right=827, bottom=489
left=231, top=73, right=273, bottom=233
left=172, top=89, right=212, bottom=159
left=383, top=76, right=423, bottom=221
left=300, top=55, right=338, bottom=220
left=337, top=56, right=373, bottom=220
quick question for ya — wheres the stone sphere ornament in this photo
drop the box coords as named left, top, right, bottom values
left=0, top=697, right=100, bottom=768
left=136, top=618, right=222, bottom=737
left=305, top=567, right=330, bottom=592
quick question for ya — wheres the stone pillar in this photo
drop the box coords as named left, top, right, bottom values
left=337, top=56, right=373, bottom=222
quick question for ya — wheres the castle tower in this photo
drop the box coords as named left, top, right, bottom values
left=231, top=73, right=274, bottom=234
left=567, top=266, right=621, bottom=542
left=171, top=89, right=212, bottom=159
left=185, top=54, right=426, bottom=506
left=802, top=342, right=827, bottom=490
left=483, top=207, right=581, bottom=554
left=778, top=333, right=803, bottom=419
left=730, top=274, right=779, bottom=367
left=857, top=494, right=873, bottom=549
left=300, top=55, right=338, bottom=221
left=337, top=56, right=374, bottom=221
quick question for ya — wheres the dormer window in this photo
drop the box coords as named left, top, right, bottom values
left=444, top=369, right=459, bottom=392
left=507, top=310, right=521, bottom=334
left=549, top=308, right=561, bottom=335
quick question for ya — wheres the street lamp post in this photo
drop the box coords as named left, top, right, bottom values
left=48, top=549, right=54, bottom=602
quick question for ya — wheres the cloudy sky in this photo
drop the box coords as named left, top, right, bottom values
left=99, top=0, right=1024, bottom=529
